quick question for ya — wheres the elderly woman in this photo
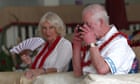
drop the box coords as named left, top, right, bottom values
left=12, top=12, right=72, bottom=79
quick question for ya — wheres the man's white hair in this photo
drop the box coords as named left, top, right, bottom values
left=82, top=4, right=109, bottom=24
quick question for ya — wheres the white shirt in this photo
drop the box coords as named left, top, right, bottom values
left=83, top=25, right=136, bottom=75
left=34, top=37, right=72, bottom=72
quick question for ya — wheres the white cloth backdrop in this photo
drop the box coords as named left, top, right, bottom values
left=33, top=72, right=140, bottom=84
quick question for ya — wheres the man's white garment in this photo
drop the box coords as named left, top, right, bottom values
left=83, top=25, right=136, bottom=75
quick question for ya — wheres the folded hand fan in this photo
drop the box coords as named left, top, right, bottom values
left=10, top=37, right=45, bottom=54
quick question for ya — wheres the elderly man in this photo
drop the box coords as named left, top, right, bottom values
left=72, top=4, right=136, bottom=76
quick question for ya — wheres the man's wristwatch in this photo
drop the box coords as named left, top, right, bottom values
left=88, top=42, right=97, bottom=48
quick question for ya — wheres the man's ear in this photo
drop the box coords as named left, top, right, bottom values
left=99, top=18, right=104, bottom=25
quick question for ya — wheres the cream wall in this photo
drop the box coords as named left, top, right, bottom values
left=0, top=4, right=140, bottom=28
left=0, top=5, right=84, bottom=28
left=126, top=4, right=140, bottom=21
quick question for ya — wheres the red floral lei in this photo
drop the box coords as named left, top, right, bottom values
left=81, top=32, right=129, bottom=68
left=31, top=36, right=61, bottom=69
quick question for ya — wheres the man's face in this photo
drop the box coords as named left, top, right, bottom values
left=82, top=12, right=102, bottom=40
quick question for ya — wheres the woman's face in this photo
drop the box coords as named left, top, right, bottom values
left=41, top=21, right=58, bottom=42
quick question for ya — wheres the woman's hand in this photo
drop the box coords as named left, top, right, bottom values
left=24, top=69, right=44, bottom=79
left=21, top=55, right=32, bottom=65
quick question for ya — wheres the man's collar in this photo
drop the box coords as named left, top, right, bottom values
left=96, top=25, right=118, bottom=45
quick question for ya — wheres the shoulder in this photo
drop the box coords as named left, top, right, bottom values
left=56, top=37, right=72, bottom=51
left=60, top=37, right=72, bottom=46
left=114, top=34, right=128, bottom=43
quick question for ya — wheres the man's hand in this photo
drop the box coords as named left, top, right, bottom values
left=79, top=24, right=96, bottom=45
left=72, top=25, right=83, bottom=48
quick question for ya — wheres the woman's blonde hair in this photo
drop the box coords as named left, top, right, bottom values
left=38, top=12, right=66, bottom=37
